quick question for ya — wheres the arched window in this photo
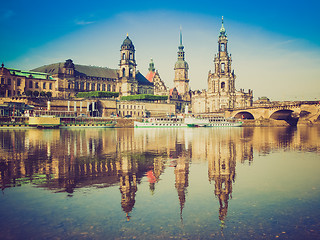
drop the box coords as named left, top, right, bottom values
left=97, top=83, right=100, bottom=91
left=122, top=68, right=125, bottom=77
left=80, top=82, right=84, bottom=90
left=129, top=53, right=133, bottom=60
left=75, top=82, right=79, bottom=90
left=86, top=82, right=90, bottom=90
left=221, top=63, right=225, bottom=73
left=107, top=84, right=111, bottom=91
left=122, top=53, right=125, bottom=60
left=29, top=81, right=33, bottom=88
left=102, top=84, right=106, bottom=91
left=221, top=43, right=225, bottom=51
left=129, top=68, right=133, bottom=78
left=221, top=82, right=225, bottom=91
left=17, top=78, right=21, bottom=86
left=91, top=83, right=95, bottom=91
left=43, top=82, right=46, bottom=89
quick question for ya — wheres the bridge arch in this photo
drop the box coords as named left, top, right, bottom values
left=300, top=110, right=311, bottom=118
left=269, top=109, right=294, bottom=120
left=234, top=111, right=255, bottom=120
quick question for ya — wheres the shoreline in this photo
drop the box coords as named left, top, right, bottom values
left=0, top=118, right=319, bottom=129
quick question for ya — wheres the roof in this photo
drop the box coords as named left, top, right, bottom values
left=121, top=35, right=135, bottom=51
left=136, top=72, right=153, bottom=86
left=145, top=71, right=156, bottom=82
left=7, top=68, right=54, bottom=80
left=32, top=63, right=118, bottom=79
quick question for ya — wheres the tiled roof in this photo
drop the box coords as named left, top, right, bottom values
left=32, top=63, right=118, bottom=79
left=145, top=71, right=156, bottom=82
left=136, top=72, right=153, bottom=86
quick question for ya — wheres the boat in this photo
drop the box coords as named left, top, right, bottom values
left=59, top=121, right=116, bottom=128
left=28, top=116, right=61, bottom=128
left=134, top=116, right=242, bottom=128
left=185, top=116, right=243, bottom=127
left=134, top=116, right=187, bottom=128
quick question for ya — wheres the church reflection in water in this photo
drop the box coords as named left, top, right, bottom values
left=0, top=126, right=319, bottom=222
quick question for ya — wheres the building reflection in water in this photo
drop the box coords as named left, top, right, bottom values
left=0, top=126, right=320, bottom=222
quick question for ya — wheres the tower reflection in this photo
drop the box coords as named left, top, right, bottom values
left=0, top=126, right=319, bottom=223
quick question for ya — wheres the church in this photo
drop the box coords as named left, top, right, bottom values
left=31, top=34, right=153, bottom=98
left=146, top=30, right=191, bottom=113
left=192, top=17, right=253, bottom=113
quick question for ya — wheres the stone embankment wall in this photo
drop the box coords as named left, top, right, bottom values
left=115, top=118, right=134, bottom=128
left=242, top=119, right=290, bottom=127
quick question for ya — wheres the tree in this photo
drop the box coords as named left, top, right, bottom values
left=46, top=92, right=52, bottom=98
left=33, top=91, right=39, bottom=97
left=25, top=90, right=33, bottom=97
left=40, top=91, right=46, bottom=97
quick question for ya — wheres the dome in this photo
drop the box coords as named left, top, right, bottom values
left=174, top=59, right=189, bottom=70
left=121, top=35, right=135, bottom=50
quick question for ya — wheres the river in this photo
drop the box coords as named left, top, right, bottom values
left=0, top=126, right=319, bottom=239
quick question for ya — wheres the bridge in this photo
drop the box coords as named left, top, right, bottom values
left=224, top=101, right=320, bottom=126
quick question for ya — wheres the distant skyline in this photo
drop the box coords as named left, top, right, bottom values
left=1, top=0, right=319, bottom=101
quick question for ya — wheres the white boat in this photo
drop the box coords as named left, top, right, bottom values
left=134, top=116, right=243, bottom=128
left=185, top=116, right=243, bottom=127
left=134, top=116, right=187, bottom=128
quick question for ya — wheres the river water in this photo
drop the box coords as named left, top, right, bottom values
left=0, top=126, right=319, bottom=239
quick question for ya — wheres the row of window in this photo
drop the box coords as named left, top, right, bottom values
left=118, top=111, right=141, bottom=117
left=1, top=78, right=53, bottom=90
left=122, top=53, right=134, bottom=60
left=70, top=82, right=116, bottom=92
left=1, top=78, right=21, bottom=86
left=29, top=81, right=53, bottom=90
left=1, top=90, right=21, bottom=97
left=118, top=105, right=144, bottom=110
left=76, top=76, right=116, bottom=81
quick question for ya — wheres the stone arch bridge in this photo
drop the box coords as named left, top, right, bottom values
left=224, top=101, right=320, bottom=126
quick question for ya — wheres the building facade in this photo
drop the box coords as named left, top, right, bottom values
left=31, top=35, right=153, bottom=98
left=0, top=63, right=57, bottom=98
left=145, top=59, right=168, bottom=96
left=192, top=17, right=253, bottom=113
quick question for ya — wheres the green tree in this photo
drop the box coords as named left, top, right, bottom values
left=33, top=91, right=39, bottom=97
left=46, top=92, right=52, bottom=98
left=25, top=90, right=33, bottom=97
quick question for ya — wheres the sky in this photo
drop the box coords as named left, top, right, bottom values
left=1, top=0, right=320, bottom=101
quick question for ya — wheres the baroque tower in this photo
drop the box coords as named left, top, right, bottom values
left=207, top=17, right=236, bottom=110
left=119, top=34, right=137, bottom=96
left=174, top=28, right=189, bottom=96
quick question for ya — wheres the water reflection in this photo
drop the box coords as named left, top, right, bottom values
left=0, top=126, right=320, bottom=224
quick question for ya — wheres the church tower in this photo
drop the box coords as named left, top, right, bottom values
left=174, top=28, right=189, bottom=96
left=208, top=17, right=236, bottom=110
left=119, top=34, right=137, bottom=96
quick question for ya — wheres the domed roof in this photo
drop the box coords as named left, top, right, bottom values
left=174, top=59, right=189, bottom=70
left=121, top=34, right=135, bottom=50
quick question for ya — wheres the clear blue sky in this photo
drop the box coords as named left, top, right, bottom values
left=1, top=0, right=319, bottom=101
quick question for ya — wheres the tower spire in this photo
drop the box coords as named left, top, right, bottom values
left=220, top=16, right=226, bottom=36
left=180, top=26, right=183, bottom=46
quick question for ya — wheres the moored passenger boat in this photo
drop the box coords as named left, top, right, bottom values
left=134, top=116, right=187, bottom=128
left=29, top=116, right=61, bottom=128
left=134, top=116, right=242, bottom=128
